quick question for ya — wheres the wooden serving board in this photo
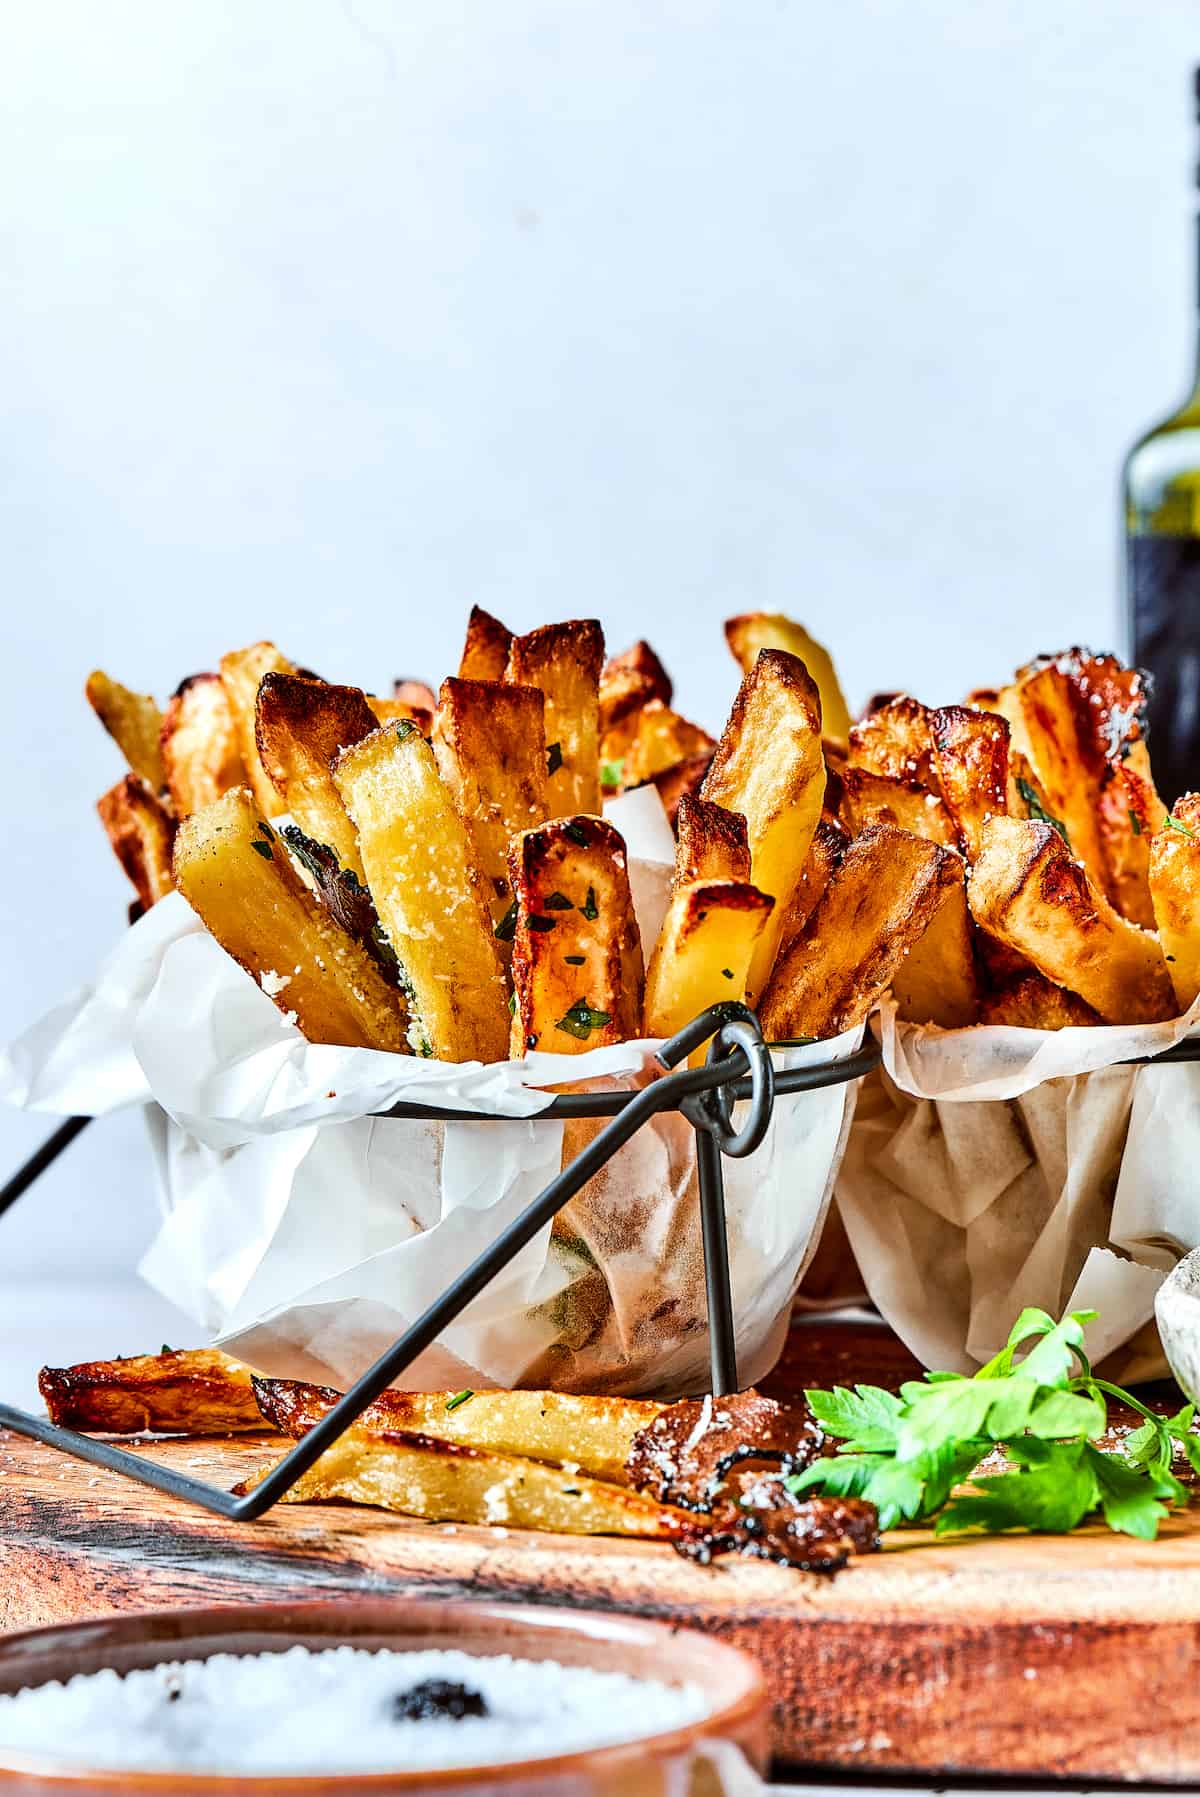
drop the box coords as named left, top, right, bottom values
left=3, top=1320, right=1200, bottom=1783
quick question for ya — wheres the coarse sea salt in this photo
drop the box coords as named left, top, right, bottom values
left=0, top=1646, right=708, bottom=1774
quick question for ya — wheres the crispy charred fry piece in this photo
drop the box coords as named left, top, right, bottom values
left=598, top=668, right=659, bottom=788
left=255, top=674, right=377, bottom=878
left=508, top=816, right=642, bottom=1054
left=1097, top=743, right=1168, bottom=929
left=236, top=1429, right=697, bottom=1540
left=219, top=641, right=296, bottom=818
left=459, top=604, right=514, bottom=682
left=40, top=1348, right=261, bottom=1436
left=1003, top=661, right=1109, bottom=888
left=364, top=695, right=433, bottom=734
left=724, top=612, right=852, bottom=743
left=643, top=880, right=773, bottom=1038
left=676, top=1489, right=879, bottom=1572
left=890, top=856, right=980, bottom=1027
left=173, top=787, right=411, bottom=1050
left=85, top=670, right=166, bottom=792
left=673, top=797, right=750, bottom=887
left=775, top=818, right=849, bottom=966
left=505, top=620, right=604, bottom=817
left=929, top=705, right=1011, bottom=862
left=760, top=826, right=960, bottom=1041
left=652, top=751, right=713, bottom=828
left=968, top=815, right=1175, bottom=1024
left=1149, top=793, right=1200, bottom=1011
left=160, top=674, right=245, bottom=818
left=702, top=649, right=825, bottom=1003
left=97, top=775, right=176, bottom=909
left=626, top=1390, right=823, bottom=1511
left=602, top=640, right=673, bottom=708
left=839, top=767, right=958, bottom=845
left=846, top=696, right=936, bottom=789
left=252, top=1379, right=661, bottom=1485
left=979, top=972, right=1102, bottom=1029
left=431, top=678, right=549, bottom=934
left=333, top=723, right=507, bottom=1062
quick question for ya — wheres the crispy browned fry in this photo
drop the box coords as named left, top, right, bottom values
left=673, top=796, right=750, bottom=887
left=255, top=674, right=377, bottom=878
left=1149, top=794, right=1200, bottom=1011
left=846, top=696, right=936, bottom=788
left=929, top=705, right=1011, bottom=862
left=760, top=826, right=960, bottom=1041
left=173, top=787, right=411, bottom=1051
left=643, top=880, right=773, bottom=1036
left=219, top=641, right=296, bottom=818
left=775, top=818, right=849, bottom=965
left=724, top=612, right=852, bottom=742
left=431, top=677, right=548, bottom=930
left=459, top=604, right=513, bottom=681
left=839, top=767, right=958, bottom=845
left=1017, top=648, right=1149, bottom=764
left=393, top=678, right=436, bottom=711
left=968, top=815, right=1175, bottom=1024
left=602, top=640, right=673, bottom=708
left=365, top=694, right=433, bottom=734
left=508, top=816, right=642, bottom=1053
left=652, top=751, right=713, bottom=827
left=1095, top=743, right=1168, bottom=929
left=979, top=972, right=1102, bottom=1029
left=890, top=856, right=979, bottom=1027
left=236, top=1428, right=696, bottom=1540
left=333, top=724, right=508, bottom=1062
left=1004, top=661, right=1108, bottom=888
left=253, top=1379, right=661, bottom=1485
left=85, top=670, right=166, bottom=792
left=702, top=649, right=825, bottom=1003
left=621, top=702, right=716, bottom=790
left=97, top=775, right=176, bottom=909
left=505, top=621, right=604, bottom=817
left=39, top=1348, right=261, bottom=1436
left=160, top=674, right=245, bottom=818
left=598, top=668, right=659, bottom=781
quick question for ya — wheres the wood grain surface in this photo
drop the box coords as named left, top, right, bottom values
left=3, top=1321, right=1200, bottom=1782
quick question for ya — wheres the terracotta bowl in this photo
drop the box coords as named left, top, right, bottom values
left=0, top=1598, right=767, bottom=1795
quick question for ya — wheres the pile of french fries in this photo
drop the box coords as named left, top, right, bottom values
left=86, top=613, right=1200, bottom=1055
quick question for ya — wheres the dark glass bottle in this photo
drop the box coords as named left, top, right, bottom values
left=1124, top=69, right=1200, bottom=803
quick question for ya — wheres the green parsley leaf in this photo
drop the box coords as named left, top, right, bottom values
left=493, top=900, right=518, bottom=941
left=555, top=1001, right=611, bottom=1040
left=1016, top=777, right=1071, bottom=849
left=445, top=1389, right=474, bottom=1413
left=393, top=718, right=419, bottom=742
left=508, top=992, right=517, bottom=1015
left=546, top=741, right=564, bottom=776
left=600, top=757, right=625, bottom=788
left=563, top=822, right=590, bottom=847
left=1129, top=808, right=1143, bottom=836
left=564, top=954, right=586, bottom=965
left=805, top=1383, right=903, bottom=1452
left=721, top=967, right=734, bottom=979
left=543, top=891, right=574, bottom=910
left=1165, top=813, right=1200, bottom=842
left=581, top=885, right=599, bottom=920
left=251, top=839, right=274, bottom=860
left=257, top=819, right=275, bottom=841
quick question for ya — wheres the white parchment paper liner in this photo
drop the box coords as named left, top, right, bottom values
left=0, top=789, right=861, bottom=1396
left=834, top=993, right=1200, bottom=1379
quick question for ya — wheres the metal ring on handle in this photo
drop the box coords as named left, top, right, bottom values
left=693, top=1015, right=776, bottom=1159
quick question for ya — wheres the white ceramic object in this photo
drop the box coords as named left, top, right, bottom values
left=1155, top=1248, right=1200, bottom=1403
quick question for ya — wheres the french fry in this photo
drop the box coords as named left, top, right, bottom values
left=505, top=621, right=604, bottom=817
left=652, top=750, right=713, bottom=828
left=219, top=641, right=296, bottom=818
left=173, top=787, right=411, bottom=1051
left=929, top=705, right=1011, bottom=862
left=620, top=702, right=715, bottom=790
left=980, top=973, right=1102, bottom=1030
left=643, top=880, right=773, bottom=1037
left=252, top=1379, right=661, bottom=1485
left=1002, top=661, right=1108, bottom=888
left=839, top=767, right=958, bottom=845
left=598, top=668, right=658, bottom=784
left=1149, top=795, right=1200, bottom=1012
left=701, top=649, right=825, bottom=1003
left=724, top=612, right=852, bottom=742
left=333, top=724, right=508, bottom=1062
left=673, top=796, right=750, bottom=886
left=889, top=856, right=979, bottom=1027
left=97, top=775, right=176, bottom=909
left=968, top=815, right=1175, bottom=1024
left=255, top=674, right=377, bottom=878
left=39, top=1348, right=261, bottom=1436
left=760, top=826, right=960, bottom=1041
left=160, top=674, right=245, bottom=817
left=85, top=670, right=166, bottom=791
left=602, top=640, right=673, bottom=708
left=236, top=1428, right=695, bottom=1540
left=846, top=696, right=936, bottom=788
left=431, top=677, right=549, bottom=930
left=508, top=816, right=643, bottom=1053
left=459, top=604, right=513, bottom=682
left=775, top=818, right=848, bottom=965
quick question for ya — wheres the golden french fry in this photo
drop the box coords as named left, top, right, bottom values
left=160, top=674, right=245, bottom=818
left=929, top=705, right=1011, bottom=862
left=846, top=696, right=936, bottom=788
left=1001, top=662, right=1108, bottom=889
left=333, top=724, right=508, bottom=1062
left=651, top=750, right=713, bottom=828
left=97, top=774, right=176, bottom=909
left=85, top=670, right=166, bottom=791
left=508, top=816, right=642, bottom=1054
left=643, top=879, right=773, bottom=1037
left=505, top=621, right=604, bottom=817
left=255, top=674, right=377, bottom=878
left=968, top=815, right=1175, bottom=1024
left=39, top=1349, right=261, bottom=1436
left=979, top=973, right=1102, bottom=1030
left=889, top=856, right=979, bottom=1027
left=775, top=818, right=848, bottom=966
left=760, top=826, right=960, bottom=1041
left=839, top=766, right=958, bottom=845
left=173, top=787, right=411, bottom=1051
left=219, top=641, right=296, bottom=818
left=598, top=668, right=659, bottom=785
left=459, top=604, right=513, bottom=682
left=1149, top=794, right=1200, bottom=1012
left=673, top=796, right=750, bottom=887
left=601, top=640, right=673, bottom=708
left=1096, top=743, right=1168, bottom=929
left=724, top=612, right=852, bottom=742
left=621, top=702, right=715, bottom=790
left=702, top=649, right=825, bottom=1003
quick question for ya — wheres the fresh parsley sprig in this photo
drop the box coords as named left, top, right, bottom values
left=790, top=1307, right=1197, bottom=1541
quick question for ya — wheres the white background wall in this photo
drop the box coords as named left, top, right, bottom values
left=0, top=0, right=1196, bottom=1397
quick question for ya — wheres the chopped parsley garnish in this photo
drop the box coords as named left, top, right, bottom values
left=555, top=1001, right=612, bottom=1040
left=493, top=900, right=518, bottom=941
left=1165, top=814, right=1200, bottom=842
left=393, top=718, right=418, bottom=741
left=528, top=915, right=558, bottom=932
left=546, top=741, right=564, bottom=776
left=508, top=992, right=517, bottom=1014
left=1129, top=809, right=1143, bottom=837
left=257, top=820, right=275, bottom=841
left=543, top=891, right=574, bottom=909
left=445, top=1389, right=474, bottom=1413
left=600, top=757, right=625, bottom=788
left=581, top=885, right=599, bottom=920
left=721, top=967, right=734, bottom=979
left=563, top=822, right=589, bottom=847
left=251, top=839, right=274, bottom=861
left=1016, top=778, right=1071, bottom=849
left=564, top=954, right=586, bottom=965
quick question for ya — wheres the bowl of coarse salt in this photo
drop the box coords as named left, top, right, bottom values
left=0, top=1597, right=767, bottom=1795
